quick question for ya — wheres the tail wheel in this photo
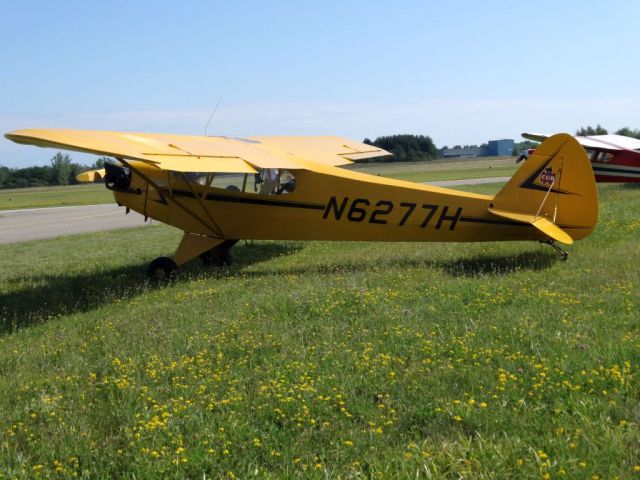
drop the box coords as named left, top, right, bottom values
left=147, top=256, right=178, bottom=281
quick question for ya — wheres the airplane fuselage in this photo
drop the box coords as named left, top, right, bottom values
left=111, top=161, right=582, bottom=245
left=590, top=149, right=640, bottom=183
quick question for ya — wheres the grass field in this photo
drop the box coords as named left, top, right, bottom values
left=0, top=157, right=517, bottom=211
left=0, top=184, right=113, bottom=210
left=0, top=184, right=638, bottom=478
left=354, top=157, right=517, bottom=183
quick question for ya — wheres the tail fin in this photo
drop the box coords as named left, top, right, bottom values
left=489, top=133, right=597, bottom=244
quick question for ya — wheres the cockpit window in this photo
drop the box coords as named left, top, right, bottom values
left=255, top=169, right=296, bottom=195
left=205, top=169, right=296, bottom=195
left=159, top=170, right=297, bottom=196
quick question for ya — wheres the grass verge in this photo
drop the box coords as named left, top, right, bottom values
left=0, top=184, right=638, bottom=478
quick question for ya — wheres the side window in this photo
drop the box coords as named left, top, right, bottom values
left=597, top=151, right=613, bottom=163
left=211, top=173, right=247, bottom=192
left=253, top=169, right=296, bottom=195
left=177, top=170, right=297, bottom=195
left=184, top=172, right=209, bottom=185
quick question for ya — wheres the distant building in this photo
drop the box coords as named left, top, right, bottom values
left=486, top=139, right=515, bottom=157
left=439, top=139, right=514, bottom=158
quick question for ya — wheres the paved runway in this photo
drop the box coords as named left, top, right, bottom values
left=0, top=203, right=149, bottom=245
left=0, top=176, right=509, bottom=244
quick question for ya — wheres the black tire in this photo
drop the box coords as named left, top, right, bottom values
left=200, top=249, right=232, bottom=267
left=147, top=256, right=178, bottom=281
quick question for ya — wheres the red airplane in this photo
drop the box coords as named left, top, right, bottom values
left=523, top=132, right=640, bottom=183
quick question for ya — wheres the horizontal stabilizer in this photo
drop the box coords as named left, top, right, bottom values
left=76, top=168, right=106, bottom=182
left=488, top=207, right=573, bottom=244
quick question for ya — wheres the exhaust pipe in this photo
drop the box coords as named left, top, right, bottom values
left=104, top=162, right=132, bottom=191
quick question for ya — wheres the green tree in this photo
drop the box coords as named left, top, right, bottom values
left=363, top=134, right=437, bottom=162
left=50, top=152, right=72, bottom=185
left=576, top=124, right=608, bottom=136
left=93, top=157, right=109, bottom=169
left=615, top=127, right=640, bottom=139
left=0, top=166, right=9, bottom=188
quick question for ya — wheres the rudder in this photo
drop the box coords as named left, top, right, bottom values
left=490, top=133, right=597, bottom=243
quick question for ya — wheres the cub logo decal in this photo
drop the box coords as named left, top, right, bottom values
left=539, top=167, right=556, bottom=185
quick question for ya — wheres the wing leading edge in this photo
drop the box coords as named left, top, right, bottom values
left=5, top=129, right=391, bottom=173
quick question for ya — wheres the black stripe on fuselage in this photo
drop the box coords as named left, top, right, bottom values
left=459, top=216, right=527, bottom=227
left=169, top=189, right=326, bottom=210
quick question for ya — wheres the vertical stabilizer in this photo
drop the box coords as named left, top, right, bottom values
left=490, top=133, right=597, bottom=243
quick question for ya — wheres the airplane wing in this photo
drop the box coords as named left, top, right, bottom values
left=249, top=136, right=390, bottom=166
left=581, top=134, right=640, bottom=151
left=522, top=132, right=640, bottom=152
left=5, top=129, right=390, bottom=173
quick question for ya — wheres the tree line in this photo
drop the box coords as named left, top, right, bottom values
left=576, top=125, right=640, bottom=138
left=363, top=134, right=437, bottom=162
left=0, top=154, right=107, bottom=189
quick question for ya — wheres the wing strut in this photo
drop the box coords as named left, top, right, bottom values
left=178, top=171, right=225, bottom=237
left=118, top=158, right=224, bottom=238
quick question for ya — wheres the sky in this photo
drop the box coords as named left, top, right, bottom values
left=1, top=0, right=639, bottom=167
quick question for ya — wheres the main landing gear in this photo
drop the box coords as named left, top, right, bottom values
left=146, top=234, right=238, bottom=281
left=540, top=239, right=569, bottom=260
left=147, top=257, right=178, bottom=281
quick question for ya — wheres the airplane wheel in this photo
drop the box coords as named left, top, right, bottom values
left=200, top=250, right=232, bottom=267
left=147, top=257, right=178, bottom=281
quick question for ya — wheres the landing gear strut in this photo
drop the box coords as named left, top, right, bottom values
left=541, top=239, right=568, bottom=260
left=146, top=236, right=238, bottom=280
left=200, top=239, right=237, bottom=267
left=200, top=249, right=232, bottom=266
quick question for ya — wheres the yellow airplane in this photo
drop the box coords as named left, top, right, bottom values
left=5, top=129, right=597, bottom=279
